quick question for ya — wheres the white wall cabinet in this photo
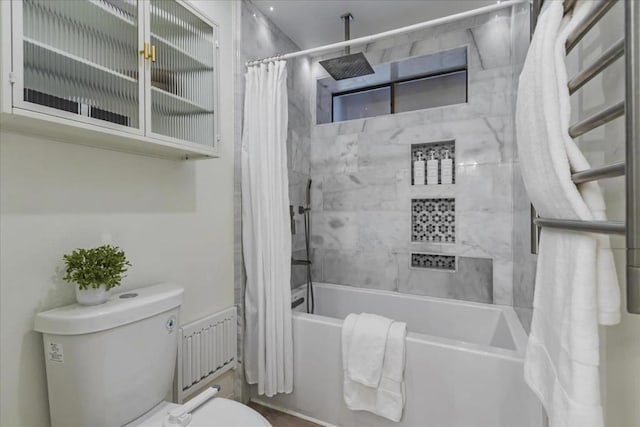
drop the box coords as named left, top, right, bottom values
left=0, top=0, right=219, bottom=159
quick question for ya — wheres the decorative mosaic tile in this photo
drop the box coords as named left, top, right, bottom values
left=411, top=253, right=456, bottom=271
left=411, top=141, right=456, bottom=184
left=411, top=198, right=455, bottom=242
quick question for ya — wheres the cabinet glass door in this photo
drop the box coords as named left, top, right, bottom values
left=20, top=0, right=142, bottom=130
left=148, top=0, right=216, bottom=148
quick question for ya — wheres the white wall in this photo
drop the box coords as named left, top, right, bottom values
left=566, top=3, right=640, bottom=426
left=0, top=2, right=236, bottom=426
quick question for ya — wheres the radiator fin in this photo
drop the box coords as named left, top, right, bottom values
left=177, top=306, right=236, bottom=402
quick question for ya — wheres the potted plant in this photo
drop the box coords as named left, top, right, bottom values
left=63, top=245, right=132, bottom=305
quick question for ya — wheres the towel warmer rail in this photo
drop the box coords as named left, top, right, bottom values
left=566, top=0, right=618, bottom=52
left=568, top=37, right=624, bottom=94
left=529, top=0, right=640, bottom=313
left=570, top=161, right=626, bottom=184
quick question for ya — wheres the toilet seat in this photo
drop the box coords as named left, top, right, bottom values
left=132, top=398, right=271, bottom=427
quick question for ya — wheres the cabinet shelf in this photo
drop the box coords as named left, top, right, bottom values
left=151, top=33, right=214, bottom=72
left=24, top=37, right=138, bottom=85
left=1, top=109, right=217, bottom=160
left=85, top=0, right=137, bottom=27
left=151, top=87, right=214, bottom=115
left=34, top=0, right=137, bottom=49
left=409, top=184, right=456, bottom=199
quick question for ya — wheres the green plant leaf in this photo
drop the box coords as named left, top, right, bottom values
left=62, top=245, right=131, bottom=291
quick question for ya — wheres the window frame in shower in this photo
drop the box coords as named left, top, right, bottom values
left=330, top=65, right=468, bottom=123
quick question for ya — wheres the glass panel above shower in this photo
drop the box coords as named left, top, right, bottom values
left=148, top=0, right=217, bottom=147
left=317, top=46, right=468, bottom=124
left=394, top=70, right=467, bottom=113
left=332, top=86, right=391, bottom=122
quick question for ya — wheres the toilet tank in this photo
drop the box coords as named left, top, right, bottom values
left=34, top=283, right=184, bottom=427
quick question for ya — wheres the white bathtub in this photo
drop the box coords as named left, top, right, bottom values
left=252, top=283, right=543, bottom=427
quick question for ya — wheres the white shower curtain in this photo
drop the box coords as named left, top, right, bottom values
left=241, top=61, right=293, bottom=397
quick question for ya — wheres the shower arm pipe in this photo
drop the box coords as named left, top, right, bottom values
left=342, top=13, right=352, bottom=56
left=245, top=0, right=528, bottom=66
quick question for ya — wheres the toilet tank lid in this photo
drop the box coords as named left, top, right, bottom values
left=34, top=283, right=184, bottom=335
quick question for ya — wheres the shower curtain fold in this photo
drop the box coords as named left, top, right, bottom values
left=242, top=61, right=293, bottom=397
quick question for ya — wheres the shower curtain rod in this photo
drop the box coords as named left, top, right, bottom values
left=245, top=0, right=528, bottom=67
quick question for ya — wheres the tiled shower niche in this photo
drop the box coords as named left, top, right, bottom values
left=411, top=140, right=456, bottom=185
left=411, top=253, right=456, bottom=271
left=411, top=198, right=455, bottom=242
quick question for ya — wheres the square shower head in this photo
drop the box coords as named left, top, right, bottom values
left=319, top=52, right=375, bottom=81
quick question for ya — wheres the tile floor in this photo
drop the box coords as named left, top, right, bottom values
left=249, top=402, right=321, bottom=427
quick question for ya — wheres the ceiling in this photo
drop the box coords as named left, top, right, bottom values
left=251, top=0, right=497, bottom=50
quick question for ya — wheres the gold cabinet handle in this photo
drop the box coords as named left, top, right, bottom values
left=140, top=42, right=151, bottom=59
left=151, top=45, right=157, bottom=63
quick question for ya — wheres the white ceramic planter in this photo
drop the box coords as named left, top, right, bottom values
left=75, top=284, right=109, bottom=305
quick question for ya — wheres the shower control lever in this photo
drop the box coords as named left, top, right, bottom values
left=292, top=259, right=312, bottom=266
left=289, top=205, right=296, bottom=235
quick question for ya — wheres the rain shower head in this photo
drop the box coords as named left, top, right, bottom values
left=319, top=53, right=374, bottom=81
left=319, top=13, right=374, bottom=81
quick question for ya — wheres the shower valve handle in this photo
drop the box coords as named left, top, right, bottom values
left=289, top=205, right=296, bottom=235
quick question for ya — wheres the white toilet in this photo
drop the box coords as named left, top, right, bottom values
left=34, top=283, right=270, bottom=427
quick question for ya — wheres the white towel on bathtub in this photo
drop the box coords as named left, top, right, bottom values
left=342, top=313, right=407, bottom=422
left=347, top=313, right=393, bottom=387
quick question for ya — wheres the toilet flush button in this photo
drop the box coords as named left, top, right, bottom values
left=119, top=293, right=138, bottom=299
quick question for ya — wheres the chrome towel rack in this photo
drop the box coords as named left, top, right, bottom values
left=529, top=0, right=640, bottom=313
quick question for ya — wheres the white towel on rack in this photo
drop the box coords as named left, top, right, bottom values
left=516, top=1, right=621, bottom=427
left=342, top=313, right=407, bottom=422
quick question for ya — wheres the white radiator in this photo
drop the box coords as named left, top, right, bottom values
left=177, top=306, right=237, bottom=402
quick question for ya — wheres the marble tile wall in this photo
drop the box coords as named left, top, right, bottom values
left=234, top=0, right=312, bottom=402
left=400, top=256, right=493, bottom=303
left=510, top=3, right=535, bottom=332
left=309, top=6, right=530, bottom=306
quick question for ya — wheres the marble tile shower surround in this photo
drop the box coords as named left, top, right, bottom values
left=234, top=0, right=312, bottom=402
left=234, top=2, right=534, bottom=403
left=309, top=5, right=530, bottom=307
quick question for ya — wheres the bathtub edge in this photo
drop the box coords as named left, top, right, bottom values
left=250, top=397, right=340, bottom=427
